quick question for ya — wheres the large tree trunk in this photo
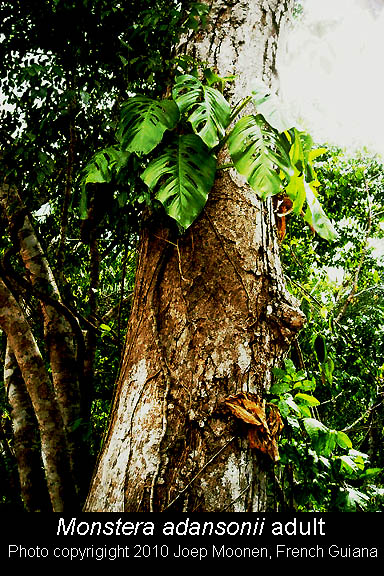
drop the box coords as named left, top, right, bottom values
left=85, top=0, right=303, bottom=512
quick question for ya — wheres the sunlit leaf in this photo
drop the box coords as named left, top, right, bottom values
left=118, top=95, right=179, bottom=155
left=343, top=486, right=370, bottom=510
left=303, top=418, right=337, bottom=456
left=304, top=181, right=339, bottom=241
left=251, top=78, right=294, bottom=133
left=285, top=169, right=306, bottom=214
left=294, top=393, right=320, bottom=407
left=336, top=431, right=353, bottom=450
left=172, top=74, right=231, bottom=148
left=228, top=114, right=291, bottom=199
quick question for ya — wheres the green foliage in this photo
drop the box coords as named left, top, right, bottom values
left=0, top=0, right=190, bottom=510
left=172, top=74, right=231, bottom=148
left=1, top=0, right=382, bottom=514
left=228, top=114, right=291, bottom=199
left=81, top=72, right=336, bottom=237
left=250, top=78, right=294, bottom=134
left=118, top=97, right=180, bottom=155
left=304, top=180, right=339, bottom=241
left=274, top=146, right=384, bottom=512
left=141, top=134, right=217, bottom=230
left=269, top=359, right=383, bottom=511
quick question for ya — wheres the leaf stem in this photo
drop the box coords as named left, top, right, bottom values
left=229, top=95, right=253, bottom=123
left=216, top=163, right=234, bottom=171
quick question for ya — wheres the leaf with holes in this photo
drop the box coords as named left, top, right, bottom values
left=117, top=96, right=180, bottom=155
left=82, top=146, right=130, bottom=186
left=141, top=134, right=216, bottom=229
left=80, top=146, right=131, bottom=218
left=228, top=114, right=291, bottom=200
left=172, top=74, right=231, bottom=148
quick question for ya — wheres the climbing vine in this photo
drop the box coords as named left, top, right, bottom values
left=81, top=69, right=337, bottom=240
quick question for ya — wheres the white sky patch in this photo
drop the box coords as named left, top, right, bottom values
left=278, top=0, right=384, bottom=156
left=325, top=266, right=345, bottom=285
left=367, top=236, right=384, bottom=261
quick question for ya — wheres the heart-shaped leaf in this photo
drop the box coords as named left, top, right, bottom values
left=141, top=134, right=217, bottom=229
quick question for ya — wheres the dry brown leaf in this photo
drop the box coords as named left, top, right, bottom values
left=224, top=393, right=269, bottom=430
left=224, top=393, right=284, bottom=463
left=268, top=403, right=284, bottom=437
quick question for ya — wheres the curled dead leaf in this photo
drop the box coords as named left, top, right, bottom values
left=223, top=392, right=284, bottom=463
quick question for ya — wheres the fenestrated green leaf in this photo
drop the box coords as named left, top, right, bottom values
left=80, top=146, right=131, bottom=218
left=228, top=114, right=291, bottom=199
left=141, top=134, right=217, bottom=229
left=172, top=74, right=231, bottom=148
left=117, top=95, right=180, bottom=155
left=82, top=146, right=130, bottom=186
left=251, top=78, right=294, bottom=133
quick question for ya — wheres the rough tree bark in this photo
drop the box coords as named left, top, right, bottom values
left=0, top=277, right=76, bottom=511
left=4, top=344, right=51, bottom=511
left=0, top=181, right=87, bottom=506
left=85, top=0, right=304, bottom=512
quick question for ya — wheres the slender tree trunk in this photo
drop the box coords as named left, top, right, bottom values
left=0, top=182, right=86, bottom=499
left=4, top=343, right=51, bottom=511
left=83, top=225, right=100, bottom=419
left=0, top=277, right=76, bottom=511
left=85, top=0, right=303, bottom=512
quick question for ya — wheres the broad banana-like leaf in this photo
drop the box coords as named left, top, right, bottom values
left=304, top=181, right=338, bottom=241
left=118, top=96, right=179, bottom=155
left=141, top=134, right=217, bottom=229
left=228, top=114, right=291, bottom=199
left=172, top=74, right=231, bottom=149
left=285, top=169, right=306, bottom=215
